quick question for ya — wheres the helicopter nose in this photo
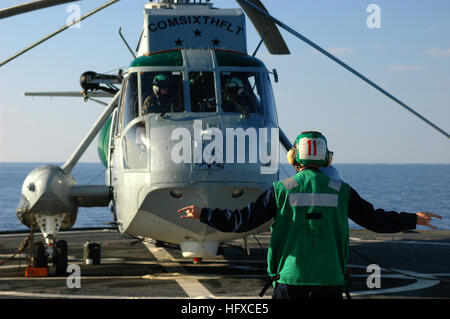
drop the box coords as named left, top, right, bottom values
left=16, top=195, right=31, bottom=226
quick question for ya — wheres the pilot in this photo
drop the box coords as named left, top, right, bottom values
left=221, top=76, right=259, bottom=114
left=178, top=131, right=442, bottom=299
left=142, top=73, right=182, bottom=115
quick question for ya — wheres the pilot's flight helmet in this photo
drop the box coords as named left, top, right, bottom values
left=226, top=77, right=245, bottom=95
left=153, top=74, right=170, bottom=95
left=287, top=131, right=333, bottom=167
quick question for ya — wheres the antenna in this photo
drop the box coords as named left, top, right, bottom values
left=118, top=27, right=137, bottom=59
left=252, top=29, right=269, bottom=57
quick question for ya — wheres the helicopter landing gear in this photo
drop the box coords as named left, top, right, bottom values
left=32, top=241, right=48, bottom=268
left=31, top=213, right=70, bottom=276
left=54, top=240, right=68, bottom=276
left=29, top=239, right=68, bottom=276
left=25, top=240, right=49, bottom=277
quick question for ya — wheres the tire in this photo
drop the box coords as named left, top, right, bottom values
left=54, top=240, right=68, bottom=276
left=32, top=241, right=48, bottom=268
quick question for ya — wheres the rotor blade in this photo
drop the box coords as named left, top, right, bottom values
left=0, top=0, right=120, bottom=68
left=238, top=0, right=449, bottom=139
left=0, top=0, right=80, bottom=20
left=236, top=0, right=290, bottom=55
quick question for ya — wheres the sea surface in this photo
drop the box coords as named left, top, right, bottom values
left=0, top=163, right=448, bottom=232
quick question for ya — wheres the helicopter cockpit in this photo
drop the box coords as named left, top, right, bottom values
left=114, top=50, right=279, bottom=171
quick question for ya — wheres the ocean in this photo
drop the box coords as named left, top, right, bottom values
left=0, top=163, right=448, bottom=232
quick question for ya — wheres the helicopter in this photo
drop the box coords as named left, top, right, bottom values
left=3, top=0, right=448, bottom=275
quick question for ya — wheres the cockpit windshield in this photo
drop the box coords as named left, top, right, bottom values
left=189, top=72, right=216, bottom=112
left=120, top=69, right=272, bottom=130
left=220, top=72, right=262, bottom=115
left=120, top=72, right=138, bottom=131
left=141, top=72, right=184, bottom=115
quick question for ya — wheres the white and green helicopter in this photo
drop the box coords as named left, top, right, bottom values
left=5, top=0, right=447, bottom=275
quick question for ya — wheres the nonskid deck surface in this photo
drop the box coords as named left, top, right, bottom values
left=0, top=229, right=449, bottom=299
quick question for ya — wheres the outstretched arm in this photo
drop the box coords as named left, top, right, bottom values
left=348, top=187, right=442, bottom=233
left=178, top=187, right=276, bottom=233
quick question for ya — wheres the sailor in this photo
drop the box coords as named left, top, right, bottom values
left=178, top=131, right=442, bottom=299
left=142, top=73, right=182, bottom=115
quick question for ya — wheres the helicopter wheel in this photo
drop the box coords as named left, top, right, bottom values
left=32, top=241, right=48, bottom=268
left=54, top=240, right=68, bottom=276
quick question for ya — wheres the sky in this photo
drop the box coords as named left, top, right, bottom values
left=0, top=0, right=449, bottom=164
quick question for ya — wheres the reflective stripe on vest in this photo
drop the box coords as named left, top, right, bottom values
left=288, top=193, right=338, bottom=207
left=328, top=179, right=342, bottom=192
left=281, top=177, right=299, bottom=190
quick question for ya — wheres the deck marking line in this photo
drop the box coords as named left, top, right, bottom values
left=346, top=263, right=442, bottom=296
left=350, top=237, right=450, bottom=246
left=143, top=242, right=215, bottom=299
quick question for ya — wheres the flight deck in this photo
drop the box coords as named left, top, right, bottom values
left=0, top=228, right=449, bottom=299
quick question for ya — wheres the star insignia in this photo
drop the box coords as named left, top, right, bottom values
left=174, top=38, right=183, bottom=46
left=193, top=29, right=202, bottom=37
left=211, top=38, right=221, bottom=46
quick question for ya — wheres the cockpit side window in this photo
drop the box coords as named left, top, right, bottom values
left=189, top=72, right=216, bottom=112
left=141, top=72, right=184, bottom=115
left=123, top=73, right=138, bottom=128
left=220, top=72, right=263, bottom=115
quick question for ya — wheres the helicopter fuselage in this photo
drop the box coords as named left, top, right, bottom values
left=105, top=48, right=280, bottom=257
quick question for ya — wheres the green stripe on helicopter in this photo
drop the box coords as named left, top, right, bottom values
left=130, top=51, right=184, bottom=67
left=215, top=50, right=264, bottom=67
left=129, top=50, right=264, bottom=68
left=97, top=116, right=112, bottom=168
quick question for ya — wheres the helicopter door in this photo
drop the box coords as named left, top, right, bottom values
left=120, top=73, right=148, bottom=169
